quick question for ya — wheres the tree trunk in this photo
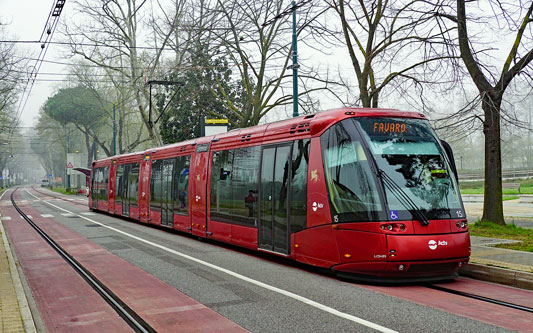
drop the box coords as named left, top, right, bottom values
left=359, top=82, right=371, bottom=108
left=481, top=94, right=505, bottom=225
left=84, top=128, right=93, bottom=168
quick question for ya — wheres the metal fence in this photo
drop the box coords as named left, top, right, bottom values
left=459, top=170, right=533, bottom=182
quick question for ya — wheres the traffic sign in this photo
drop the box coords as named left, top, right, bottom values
left=67, top=162, right=74, bottom=168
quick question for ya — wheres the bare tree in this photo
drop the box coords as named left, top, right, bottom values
left=324, top=0, right=458, bottom=109
left=208, top=0, right=338, bottom=126
left=451, top=0, right=533, bottom=225
left=32, top=114, right=70, bottom=181
left=0, top=23, right=23, bottom=117
left=62, top=0, right=178, bottom=146
left=0, top=22, right=26, bottom=181
left=69, top=61, right=151, bottom=155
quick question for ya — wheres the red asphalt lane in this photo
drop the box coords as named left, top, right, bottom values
left=2, top=190, right=131, bottom=332
left=3, top=188, right=246, bottom=332
left=360, top=278, right=533, bottom=332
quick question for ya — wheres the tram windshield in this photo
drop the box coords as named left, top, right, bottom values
left=357, top=117, right=463, bottom=220
left=321, top=117, right=464, bottom=223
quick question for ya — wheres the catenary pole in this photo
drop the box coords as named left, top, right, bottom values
left=113, top=104, right=116, bottom=155
left=263, top=1, right=308, bottom=118
left=291, top=0, right=299, bottom=118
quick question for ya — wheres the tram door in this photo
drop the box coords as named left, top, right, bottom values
left=121, top=165, right=129, bottom=216
left=108, top=162, right=117, bottom=213
left=91, top=169, right=98, bottom=209
left=123, top=163, right=140, bottom=217
left=160, top=159, right=174, bottom=227
left=190, top=144, right=210, bottom=237
left=118, top=164, right=131, bottom=216
left=259, top=145, right=291, bottom=254
left=139, top=156, right=151, bottom=223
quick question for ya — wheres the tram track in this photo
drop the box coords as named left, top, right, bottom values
left=10, top=187, right=155, bottom=333
left=426, top=284, right=533, bottom=314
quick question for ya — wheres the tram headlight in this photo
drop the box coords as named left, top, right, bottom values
left=380, top=223, right=407, bottom=232
left=456, top=221, right=468, bottom=229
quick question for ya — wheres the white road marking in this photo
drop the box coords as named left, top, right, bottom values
left=80, top=212, right=95, bottom=216
left=61, top=213, right=76, bottom=217
left=23, top=189, right=396, bottom=333
left=1, top=216, right=11, bottom=220
left=41, top=214, right=54, bottom=218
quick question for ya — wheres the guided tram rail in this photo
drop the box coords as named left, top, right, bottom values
left=90, top=108, right=470, bottom=281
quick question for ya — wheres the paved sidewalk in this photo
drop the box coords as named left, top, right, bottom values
left=461, top=200, right=533, bottom=289
left=470, top=236, right=533, bottom=272
left=0, top=221, right=35, bottom=333
left=464, top=197, right=533, bottom=228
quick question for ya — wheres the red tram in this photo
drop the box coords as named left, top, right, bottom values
left=89, top=108, right=470, bottom=281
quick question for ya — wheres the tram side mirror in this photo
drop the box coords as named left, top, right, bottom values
left=440, top=140, right=459, bottom=183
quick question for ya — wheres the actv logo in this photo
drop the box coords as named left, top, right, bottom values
left=428, top=240, right=448, bottom=250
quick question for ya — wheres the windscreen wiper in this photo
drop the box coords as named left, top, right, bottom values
left=378, top=170, right=431, bottom=226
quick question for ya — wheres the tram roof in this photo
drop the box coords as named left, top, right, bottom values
left=92, top=108, right=427, bottom=166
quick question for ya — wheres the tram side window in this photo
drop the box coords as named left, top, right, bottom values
left=150, top=159, right=163, bottom=209
left=102, top=166, right=109, bottom=201
left=162, top=159, right=173, bottom=207
left=173, top=155, right=190, bottom=214
left=232, top=146, right=260, bottom=224
left=92, top=167, right=108, bottom=201
left=290, top=139, right=310, bottom=233
left=211, top=150, right=233, bottom=219
left=91, top=168, right=101, bottom=200
left=210, top=147, right=260, bottom=227
left=127, top=163, right=140, bottom=206
left=321, top=121, right=383, bottom=222
left=116, top=165, right=124, bottom=203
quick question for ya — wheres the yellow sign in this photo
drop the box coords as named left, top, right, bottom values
left=205, top=119, right=228, bottom=124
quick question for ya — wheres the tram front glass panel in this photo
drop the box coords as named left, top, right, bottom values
left=356, top=117, right=464, bottom=221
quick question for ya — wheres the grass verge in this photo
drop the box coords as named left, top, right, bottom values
left=49, top=187, right=73, bottom=195
left=470, top=221, right=533, bottom=252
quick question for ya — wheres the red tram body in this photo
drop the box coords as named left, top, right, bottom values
left=90, top=108, right=470, bottom=281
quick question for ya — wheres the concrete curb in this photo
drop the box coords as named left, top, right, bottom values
left=459, top=263, right=533, bottom=291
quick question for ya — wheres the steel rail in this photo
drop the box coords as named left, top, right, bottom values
left=426, top=284, right=533, bottom=314
left=10, top=188, right=155, bottom=333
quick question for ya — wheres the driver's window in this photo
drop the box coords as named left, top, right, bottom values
left=321, top=121, right=382, bottom=222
